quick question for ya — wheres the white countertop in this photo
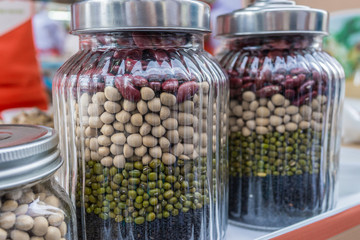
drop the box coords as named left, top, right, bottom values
left=225, top=147, right=360, bottom=240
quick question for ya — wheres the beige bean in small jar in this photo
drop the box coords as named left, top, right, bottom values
left=0, top=184, right=69, bottom=240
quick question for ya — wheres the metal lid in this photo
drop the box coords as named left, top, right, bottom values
left=71, top=0, right=211, bottom=34
left=216, top=0, right=328, bottom=37
left=0, top=125, right=62, bottom=191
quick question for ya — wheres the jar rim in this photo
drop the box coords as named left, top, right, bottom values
left=71, top=0, right=211, bottom=34
left=216, top=0, right=328, bottom=37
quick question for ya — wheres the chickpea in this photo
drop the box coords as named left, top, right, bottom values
left=32, top=217, right=48, bottom=236
left=10, top=230, right=30, bottom=240
left=44, top=226, right=61, bottom=240
left=15, top=215, right=34, bottom=231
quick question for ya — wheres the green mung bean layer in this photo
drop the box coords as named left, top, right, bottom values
left=229, top=129, right=322, bottom=178
left=77, top=157, right=210, bottom=224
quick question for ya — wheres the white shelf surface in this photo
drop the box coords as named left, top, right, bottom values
left=225, top=147, right=360, bottom=240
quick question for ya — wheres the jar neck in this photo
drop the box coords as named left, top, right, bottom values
left=227, top=35, right=324, bottom=51
left=79, top=32, right=204, bottom=51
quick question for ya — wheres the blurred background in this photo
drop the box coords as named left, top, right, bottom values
left=0, top=0, right=359, bottom=142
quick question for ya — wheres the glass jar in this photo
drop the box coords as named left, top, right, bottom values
left=53, top=0, right=228, bottom=239
left=217, top=0, right=345, bottom=229
left=0, top=125, right=77, bottom=240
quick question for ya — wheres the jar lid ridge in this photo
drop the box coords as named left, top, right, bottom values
left=71, top=0, right=211, bottom=34
left=216, top=0, right=328, bottom=37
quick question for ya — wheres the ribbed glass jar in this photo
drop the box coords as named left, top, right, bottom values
left=0, top=179, right=76, bottom=240
left=53, top=31, right=228, bottom=240
left=218, top=35, right=345, bottom=229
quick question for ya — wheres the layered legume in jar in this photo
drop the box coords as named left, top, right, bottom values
left=219, top=35, right=341, bottom=228
left=0, top=181, right=72, bottom=240
left=53, top=32, right=227, bottom=240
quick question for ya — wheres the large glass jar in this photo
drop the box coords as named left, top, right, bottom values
left=217, top=0, right=345, bottom=229
left=53, top=0, right=228, bottom=239
left=0, top=125, right=77, bottom=240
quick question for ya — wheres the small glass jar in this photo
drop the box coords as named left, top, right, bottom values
left=53, top=0, right=228, bottom=239
left=217, top=0, right=345, bottom=229
left=0, top=125, right=77, bottom=240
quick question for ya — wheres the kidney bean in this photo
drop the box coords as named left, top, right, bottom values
left=155, top=49, right=169, bottom=62
left=255, top=79, right=266, bottom=89
left=299, top=80, right=315, bottom=94
left=149, top=81, right=162, bottom=92
left=228, top=69, right=239, bottom=77
left=290, top=67, right=309, bottom=75
left=271, top=74, right=285, bottom=84
left=229, top=77, right=243, bottom=88
left=128, top=49, right=142, bottom=60
left=292, top=91, right=318, bottom=106
left=177, top=81, right=199, bottom=102
left=125, top=58, right=138, bottom=73
left=151, top=36, right=163, bottom=46
left=116, top=37, right=134, bottom=47
left=162, top=79, right=179, bottom=92
left=132, top=76, right=148, bottom=87
left=256, top=85, right=281, bottom=97
left=242, top=82, right=255, bottom=91
left=132, top=33, right=153, bottom=48
left=242, top=76, right=254, bottom=84
left=283, top=75, right=301, bottom=88
left=297, top=73, right=307, bottom=83
left=115, top=75, right=141, bottom=102
left=283, top=89, right=295, bottom=99
left=312, top=70, right=321, bottom=81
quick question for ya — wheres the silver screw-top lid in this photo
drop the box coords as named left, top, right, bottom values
left=0, top=125, right=61, bottom=191
left=71, top=0, right=211, bottom=34
left=216, top=0, right=328, bottom=37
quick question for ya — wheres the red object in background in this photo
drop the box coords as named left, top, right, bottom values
left=204, top=2, right=215, bottom=55
left=272, top=205, right=360, bottom=240
left=0, top=19, right=48, bottom=112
